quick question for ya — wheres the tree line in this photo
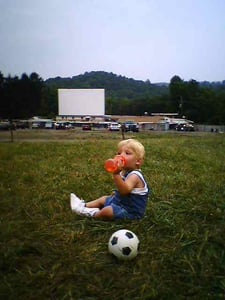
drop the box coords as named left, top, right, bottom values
left=1, top=70, right=225, bottom=124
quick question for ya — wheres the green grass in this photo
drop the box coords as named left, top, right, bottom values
left=0, top=132, right=225, bottom=299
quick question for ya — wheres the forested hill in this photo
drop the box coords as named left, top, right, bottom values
left=1, top=69, right=225, bottom=124
left=45, top=71, right=225, bottom=121
left=45, top=71, right=169, bottom=100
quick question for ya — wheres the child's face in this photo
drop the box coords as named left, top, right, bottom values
left=117, top=145, right=142, bottom=170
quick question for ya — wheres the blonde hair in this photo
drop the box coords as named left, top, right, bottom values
left=117, top=139, right=145, bottom=160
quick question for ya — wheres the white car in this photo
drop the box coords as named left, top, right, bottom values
left=108, top=122, right=121, bottom=131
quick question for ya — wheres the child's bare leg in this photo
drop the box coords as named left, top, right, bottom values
left=70, top=194, right=113, bottom=219
left=94, top=206, right=114, bottom=220
left=86, top=196, right=107, bottom=209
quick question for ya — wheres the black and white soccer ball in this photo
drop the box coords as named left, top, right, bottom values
left=108, top=229, right=140, bottom=260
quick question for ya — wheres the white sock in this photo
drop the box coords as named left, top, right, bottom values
left=77, top=206, right=100, bottom=217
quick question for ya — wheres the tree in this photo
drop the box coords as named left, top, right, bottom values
left=169, top=75, right=185, bottom=114
left=0, top=72, right=44, bottom=120
left=0, top=72, right=45, bottom=141
left=40, top=85, right=58, bottom=117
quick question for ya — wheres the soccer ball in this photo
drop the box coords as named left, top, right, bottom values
left=108, top=229, right=140, bottom=260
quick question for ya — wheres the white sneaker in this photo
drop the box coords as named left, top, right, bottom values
left=70, top=193, right=100, bottom=217
left=70, top=193, right=85, bottom=212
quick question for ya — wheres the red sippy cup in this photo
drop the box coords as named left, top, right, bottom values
left=104, top=155, right=126, bottom=173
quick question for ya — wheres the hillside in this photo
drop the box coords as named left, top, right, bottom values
left=45, top=71, right=169, bottom=100
left=44, top=71, right=225, bottom=122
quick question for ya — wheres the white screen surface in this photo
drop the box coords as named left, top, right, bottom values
left=58, top=89, right=105, bottom=116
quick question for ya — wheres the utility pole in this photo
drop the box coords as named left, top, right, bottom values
left=179, top=96, right=183, bottom=117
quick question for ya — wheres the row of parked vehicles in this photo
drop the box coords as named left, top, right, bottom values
left=54, top=121, right=140, bottom=132
left=108, top=121, right=139, bottom=132
left=0, top=119, right=196, bottom=132
left=0, top=120, right=140, bottom=132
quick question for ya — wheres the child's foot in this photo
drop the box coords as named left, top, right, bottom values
left=70, top=193, right=100, bottom=217
left=70, top=193, right=85, bottom=212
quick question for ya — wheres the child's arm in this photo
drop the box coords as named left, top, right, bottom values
left=113, top=173, right=142, bottom=196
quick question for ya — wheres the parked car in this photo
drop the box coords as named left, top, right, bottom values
left=176, top=124, right=195, bottom=132
left=55, top=122, right=72, bottom=130
left=108, top=122, right=121, bottom=131
left=82, top=124, right=92, bottom=130
left=123, top=121, right=139, bottom=132
left=0, top=122, right=11, bottom=130
left=15, top=121, right=29, bottom=129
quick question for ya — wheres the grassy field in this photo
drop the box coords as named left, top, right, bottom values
left=0, top=131, right=225, bottom=299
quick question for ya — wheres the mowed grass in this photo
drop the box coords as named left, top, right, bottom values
left=0, top=132, right=225, bottom=299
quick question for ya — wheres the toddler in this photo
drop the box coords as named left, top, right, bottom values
left=70, top=138, right=150, bottom=220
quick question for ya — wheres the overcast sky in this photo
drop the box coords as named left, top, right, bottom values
left=0, top=0, right=225, bottom=83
